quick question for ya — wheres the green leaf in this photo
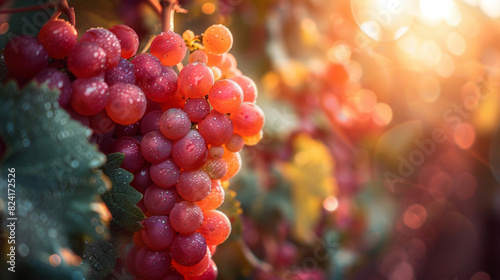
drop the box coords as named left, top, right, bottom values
left=101, top=153, right=145, bottom=233
left=83, top=240, right=118, bottom=280
left=0, top=81, right=108, bottom=277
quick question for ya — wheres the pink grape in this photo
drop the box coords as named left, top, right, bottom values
left=150, top=158, right=180, bottom=188
left=159, top=109, right=191, bottom=140
left=183, top=98, right=210, bottom=123
left=208, top=146, right=224, bottom=159
left=176, top=170, right=211, bottom=202
left=144, top=184, right=180, bottom=215
left=141, top=131, right=173, bottom=163
left=131, top=53, right=162, bottom=86
left=172, top=130, right=208, bottom=171
left=185, top=259, right=218, bottom=280
left=224, top=134, right=244, bottom=152
left=142, top=66, right=178, bottom=102
left=169, top=201, right=204, bottom=234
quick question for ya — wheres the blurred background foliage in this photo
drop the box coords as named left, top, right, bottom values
left=1, top=0, right=500, bottom=279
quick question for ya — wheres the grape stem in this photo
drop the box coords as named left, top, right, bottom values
left=161, top=0, right=175, bottom=32
left=49, top=0, right=76, bottom=26
left=0, top=0, right=75, bottom=26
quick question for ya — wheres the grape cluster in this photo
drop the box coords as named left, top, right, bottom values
left=3, top=19, right=264, bottom=279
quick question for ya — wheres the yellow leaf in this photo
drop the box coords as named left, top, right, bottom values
left=283, top=134, right=337, bottom=242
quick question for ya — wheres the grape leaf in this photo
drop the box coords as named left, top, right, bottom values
left=0, top=81, right=108, bottom=277
left=100, top=153, right=145, bottom=233
left=283, top=134, right=337, bottom=242
left=83, top=153, right=145, bottom=279
left=83, top=240, right=118, bottom=280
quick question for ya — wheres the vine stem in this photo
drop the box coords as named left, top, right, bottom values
left=161, top=0, right=175, bottom=32
left=0, top=0, right=75, bottom=26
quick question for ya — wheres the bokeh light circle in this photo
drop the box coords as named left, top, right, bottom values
left=351, top=0, right=417, bottom=41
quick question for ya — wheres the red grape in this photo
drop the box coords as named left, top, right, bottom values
left=140, top=110, right=163, bottom=136
left=150, top=31, right=187, bottom=66
left=178, top=62, right=214, bottom=98
left=230, top=102, right=265, bottom=136
left=141, top=215, right=176, bottom=250
left=109, top=136, right=145, bottom=173
left=34, top=68, right=72, bottom=107
left=105, top=83, right=147, bottom=125
left=80, top=28, right=121, bottom=69
left=134, top=247, right=170, bottom=279
left=172, top=248, right=211, bottom=277
left=70, top=77, right=109, bottom=116
left=208, top=79, right=243, bottom=113
left=131, top=53, right=162, bottom=86
left=197, top=210, right=231, bottom=245
left=198, top=111, right=233, bottom=146
left=131, top=163, right=153, bottom=193
left=170, top=232, right=207, bottom=266
left=105, top=58, right=136, bottom=86
left=68, top=42, right=106, bottom=78
left=4, top=36, right=48, bottom=79
left=108, top=24, right=139, bottom=59
left=37, top=19, right=77, bottom=59
left=185, top=259, right=218, bottom=280
left=230, top=75, right=257, bottom=103
left=195, top=180, right=225, bottom=212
